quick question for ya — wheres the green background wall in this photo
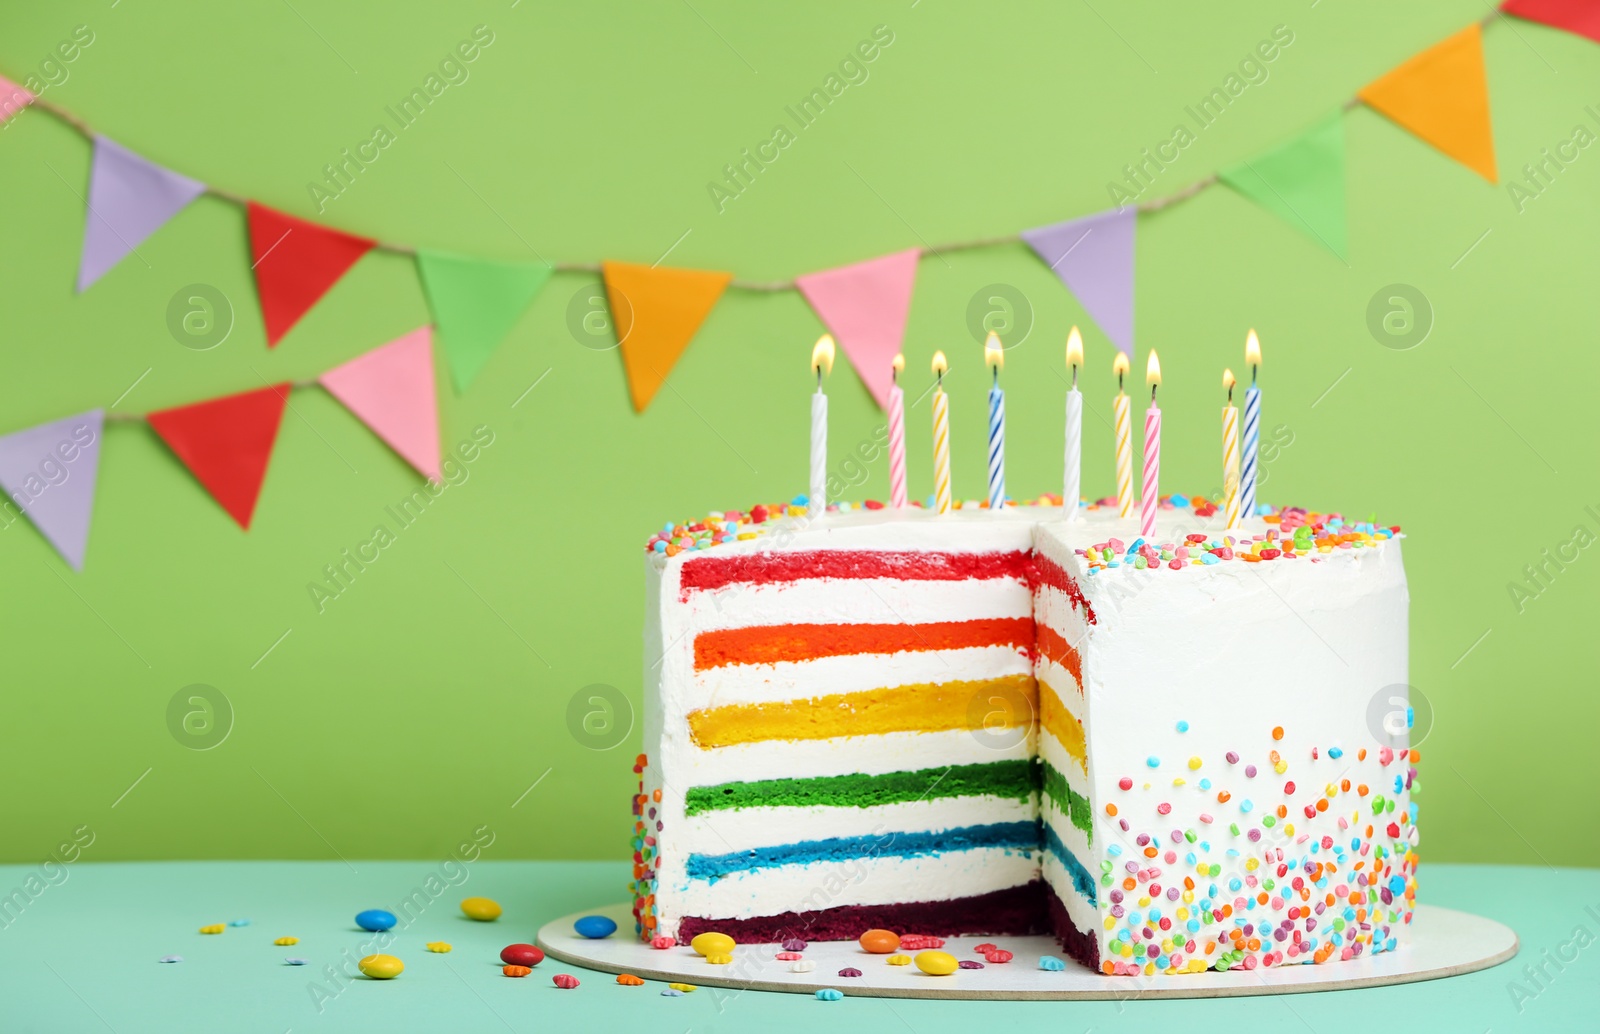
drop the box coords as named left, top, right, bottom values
left=0, top=1, right=1592, bottom=868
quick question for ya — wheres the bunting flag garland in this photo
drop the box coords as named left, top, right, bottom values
left=248, top=203, right=375, bottom=347
left=0, top=73, right=33, bottom=123
left=77, top=137, right=206, bottom=292
left=603, top=262, right=732, bottom=412
left=1359, top=24, right=1498, bottom=183
left=417, top=250, right=552, bottom=391
left=147, top=384, right=290, bottom=530
left=0, top=410, right=104, bottom=569
left=1502, top=0, right=1600, bottom=45
left=320, top=326, right=441, bottom=480
left=1021, top=208, right=1137, bottom=355
left=795, top=248, right=920, bottom=410
left=1219, top=115, right=1348, bottom=260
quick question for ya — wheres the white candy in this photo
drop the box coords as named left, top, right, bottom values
left=790, top=960, right=816, bottom=973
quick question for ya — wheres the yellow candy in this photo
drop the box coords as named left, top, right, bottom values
left=689, top=932, right=734, bottom=957
left=668, top=982, right=697, bottom=992
left=914, top=950, right=959, bottom=975
left=425, top=942, right=452, bottom=953
left=705, top=952, right=733, bottom=965
left=460, top=897, right=502, bottom=922
left=886, top=954, right=911, bottom=966
left=273, top=936, right=298, bottom=946
left=199, top=924, right=224, bottom=935
left=358, top=954, right=404, bottom=979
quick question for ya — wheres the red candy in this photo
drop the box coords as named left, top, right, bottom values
left=500, top=944, right=544, bottom=967
left=553, top=973, right=580, bottom=989
left=974, top=943, right=998, bottom=954
left=650, top=936, right=675, bottom=950
left=898, top=935, right=944, bottom=950
left=983, top=949, right=1013, bottom=964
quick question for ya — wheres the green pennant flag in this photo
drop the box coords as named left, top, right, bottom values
left=417, top=250, right=553, bottom=391
left=1219, top=115, right=1347, bottom=260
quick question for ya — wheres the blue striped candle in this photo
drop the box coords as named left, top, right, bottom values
left=985, top=333, right=1005, bottom=510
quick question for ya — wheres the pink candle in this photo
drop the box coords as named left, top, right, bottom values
left=887, top=354, right=908, bottom=508
left=1141, top=350, right=1161, bottom=539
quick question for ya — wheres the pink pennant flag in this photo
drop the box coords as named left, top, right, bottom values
left=796, top=248, right=921, bottom=409
left=0, top=410, right=104, bottom=569
left=1021, top=208, right=1137, bottom=355
left=78, top=137, right=207, bottom=292
left=320, top=327, right=441, bottom=480
left=0, top=74, right=35, bottom=124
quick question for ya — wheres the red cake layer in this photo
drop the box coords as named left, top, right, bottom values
left=693, top=617, right=1035, bottom=670
left=1046, top=887, right=1101, bottom=972
left=1030, top=552, right=1096, bottom=624
left=679, top=549, right=1031, bottom=598
left=676, top=881, right=1048, bottom=945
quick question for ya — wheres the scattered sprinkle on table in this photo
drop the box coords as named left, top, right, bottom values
left=273, top=936, right=298, bottom=946
left=705, top=952, right=733, bottom=965
left=425, top=942, right=451, bottom=953
left=553, top=974, right=580, bottom=989
left=616, top=973, right=644, bottom=986
left=198, top=924, right=224, bottom=935
left=228, top=919, right=250, bottom=927
left=502, top=965, right=531, bottom=978
left=782, top=938, right=807, bottom=951
left=790, top=960, right=816, bottom=973
left=284, top=958, right=309, bottom=966
left=1039, top=955, right=1066, bottom=971
left=886, top=954, right=911, bottom=966
left=837, top=967, right=862, bottom=977
left=650, top=935, right=675, bottom=949
left=668, top=982, right=696, bottom=993
left=158, top=955, right=183, bottom=963
left=959, top=960, right=985, bottom=970
left=661, top=989, right=684, bottom=997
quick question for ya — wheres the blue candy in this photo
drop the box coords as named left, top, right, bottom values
left=1038, top=955, right=1066, bottom=971
left=573, top=915, right=618, bottom=939
left=816, top=988, right=844, bottom=1001
left=661, top=988, right=685, bottom=997
left=355, top=909, right=397, bottom=932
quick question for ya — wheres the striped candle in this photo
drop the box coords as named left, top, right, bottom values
left=1112, top=351, right=1133, bottom=518
left=985, top=332, right=1005, bottom=511
left=931, top=351, right=952, bottom=515
left=1064, top=327, right=1083, bottom=522
left=1141, top=350, right=1161, bottom=539
left=1240, top=329, right=1262, bottom=519
left=1222, top=368, right=1241, bottom=530
left=887, top=355, right=908, bottom=509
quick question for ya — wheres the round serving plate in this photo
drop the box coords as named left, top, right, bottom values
left=536, top=902, right=1517, bottom=1001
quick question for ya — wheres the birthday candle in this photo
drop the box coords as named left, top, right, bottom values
left=1223, top=369, right=1241, bottom=530
left=887, top=354, right=908, bottom=509
left=1240, top=329, right=1262, bottom=519
left=1141, top=350, right=1161, bottom=539
left=931, top=351, right=952, bottom=514
left=1112, top=351, right=1133, bottom=518
left=809, top=335, right=834, bottom=517
left=1064, top=327, right=1083, bottom=522
left=984, top=332, right=1005, bottom=511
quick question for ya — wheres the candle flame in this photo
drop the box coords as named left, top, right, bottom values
left=812, top=334, right=836, bottom=376
left=1146, top=350, right=1161, bottom=385
left=1245, top=328, right=1261, bottom=368
left=1066, top=326, right=1083, bottom=368
left=891, top=353, right=905, bottom=374
left=1112, top=351, right=1130, bottom=377
left=984, top=331, right=1004, bottom=371
left=1223, top=368, right=1236, bottom=392
left=931, top=350, right=948, bottom=376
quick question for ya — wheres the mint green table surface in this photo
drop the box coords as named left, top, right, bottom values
left=0, top=862, right=1585, bottom=1032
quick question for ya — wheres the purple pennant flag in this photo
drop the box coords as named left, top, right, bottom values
left=1021, top=207, right=1137, bottom=355
left=0, top=410, right=105, bottom=570
left=77, top=137, right=206, bottom=292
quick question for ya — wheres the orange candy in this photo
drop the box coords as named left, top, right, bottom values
left=503, top=965, right=532, bottom=978
left=858, top=929, right=900, bottom=954
left=616, top=973, right=645, bottom=986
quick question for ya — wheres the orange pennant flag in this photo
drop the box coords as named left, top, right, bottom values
left=1358, top=24, right=1497, bottom=183
left=603, top=262, right=733, bottom=412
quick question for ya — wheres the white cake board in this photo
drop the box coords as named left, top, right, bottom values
left=537, top=902, right=1516, bottom=1001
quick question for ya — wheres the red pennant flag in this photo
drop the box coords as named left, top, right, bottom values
left=1503, top=0, right=1600, bottom=45
left=795, top=249, right=920, bottom=410
left=248, top=203, right=374, bottom=347
left=148, top=384, right=290, bottom=529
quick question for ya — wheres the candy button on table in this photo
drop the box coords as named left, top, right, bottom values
left=355, top=909, right=397, bottom=932
left=459, top=897, right=502, bottom=922
left=573, top=914, right=617, bottom=939
left=358, top=954, right=403, bottom=979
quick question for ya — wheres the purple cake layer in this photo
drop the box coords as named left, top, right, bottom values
left=1047, top=886, right=1101, bottom=972
left=677, top=881, right=1048, bottom=945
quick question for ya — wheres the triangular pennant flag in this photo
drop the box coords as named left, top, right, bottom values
left=416, top=250, right=552, bottom=391
left=0, top=410, right=104, bottom=569
left=148, top=384, right=290, bottom=529
left=1021, top=208, right=1136, bottom=355
left=320, top=327, right=441, bottom=479
left=1358, top=24, right=1497, bottom=182
left=602, top=262, right=733, bottom=412
left=0, top=74, right=35, bottom=123
left=1503, top=0, right=1600, bottom=45
left=247, top=203, right=375, bottom=346
left=1219, top=115, right=1348, bottom=260
left=795, top=248, right=920, bottom=410
left=77, top=137, right=207, bottom=292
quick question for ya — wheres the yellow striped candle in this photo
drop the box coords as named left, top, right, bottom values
left=1222, top=368, right=1241, bottom=530
left=1112, top=351, right=1132, bottom=518
left=931, top=351, right=952, bottom=515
